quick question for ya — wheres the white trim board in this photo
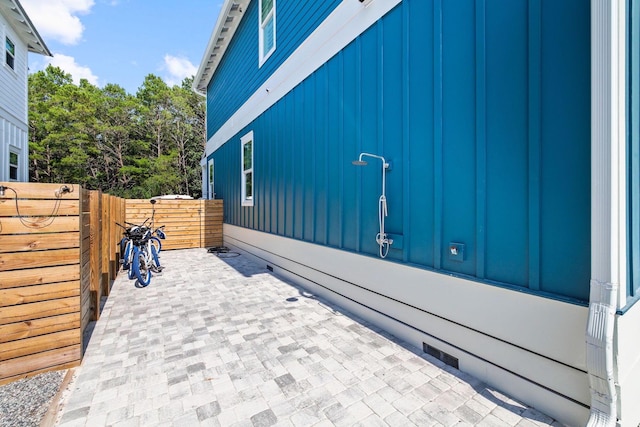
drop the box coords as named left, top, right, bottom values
left=222, top=224, right=590, bottom=426
left=205, top=0, right=402, bottom=157
left=616, top=302, right=640, bottom=424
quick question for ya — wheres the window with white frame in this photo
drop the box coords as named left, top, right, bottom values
left=241, top=132, right=254, bottom=206
left=5, top=36, right=15, bottom=70
left=208, top=158, right=215, bottom=199
left=259, top=0, right=276, bottom=66
left=9, top=150, right=18, bottom=181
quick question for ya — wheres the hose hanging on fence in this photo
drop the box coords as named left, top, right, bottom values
left=0, top=184, right=74, bottom=232
left=207, top=246, right=241, bottom=258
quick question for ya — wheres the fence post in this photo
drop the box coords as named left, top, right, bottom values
left=199, top=200, right=204, bottom=248
left=108, top=195, right=116, bottom=281
left=79, top=187, right=91, bottom=354
left=101, top=194, right=110, bottom=296
left=89, top=191, right=102, bottom=321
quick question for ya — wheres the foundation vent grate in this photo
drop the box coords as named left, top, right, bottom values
left=423, top=343, right=459, bottom=370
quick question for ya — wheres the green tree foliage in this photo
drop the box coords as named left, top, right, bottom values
left=28, top=66, right=206, bottom=198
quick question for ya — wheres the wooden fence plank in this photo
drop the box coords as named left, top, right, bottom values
left=0, top=297, right=79, bottom=326
left=0, top=217, right=80, bottom=235
left=0, top=182, right=78, bottom=200
left=0, top=329, right=80, bottom=362
left=0, top=265, right=79, bottom=289
left=0, top=345, right=80, bottom=381
left=127, top=208, right=203, bottom=216
left=0, top=313, right=79, bottom=343
left=0, top=232, right=79, bottom=253
left=0, top=360, right=79, bottom=387
left=0, top=200, right=79, bottom=217
left=0, top=281, right=80, bottom=307
left=0, top=248, right=79, bottom=272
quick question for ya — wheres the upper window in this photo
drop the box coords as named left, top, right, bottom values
left=241, top=132, right=254, bottom=206
left=5, top=37, right=15, bottom=70
left=9, top=151, right=18, bottom=181
left=259, top=0, right=276, bottom=66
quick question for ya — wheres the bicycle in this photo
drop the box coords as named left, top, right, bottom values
left=118, top=220, right=149, bottom=271
left=117, top=220, right=164, bottom=287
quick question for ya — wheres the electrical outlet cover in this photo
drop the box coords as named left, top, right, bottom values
left=449, top=242, right=465, bottom=262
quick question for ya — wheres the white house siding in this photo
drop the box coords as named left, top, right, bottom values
left=0, top=14, right=29, bottom=182
left=0, top=113, right=28, bottom=182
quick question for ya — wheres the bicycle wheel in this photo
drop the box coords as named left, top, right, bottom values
left=127, top=243, right=136, bottom=280
left=119, top=237, right=127, bottom=258
left=150, top=244, right=161, bottom=271
left=150, top=236, right=162, bottom=253
left=121, top=240, right=132, bottom=271
left=132, top=246, right=151, bottom=287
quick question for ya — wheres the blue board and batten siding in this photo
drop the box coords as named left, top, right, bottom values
left=208, top=0, right=592, bottom=303
left=206, top=1, right=342, bottom=138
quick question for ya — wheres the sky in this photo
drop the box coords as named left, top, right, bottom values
left=20, top=0, right=224, bottom=94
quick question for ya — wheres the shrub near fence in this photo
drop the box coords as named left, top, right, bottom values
left=126, top=199, right=223, bottom=250
left=0, top=183, right=124, bottom=385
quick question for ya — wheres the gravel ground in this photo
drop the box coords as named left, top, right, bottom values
left=0, top=370, right=66, bottom=427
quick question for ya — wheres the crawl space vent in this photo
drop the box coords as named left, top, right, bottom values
left=423, top=343, right=459, bottom=370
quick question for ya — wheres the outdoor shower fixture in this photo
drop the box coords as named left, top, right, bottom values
left=352, top=152, right=393, bottom=258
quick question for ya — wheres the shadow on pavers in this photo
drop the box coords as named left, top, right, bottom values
left=211, top=248, right=554, bottom=425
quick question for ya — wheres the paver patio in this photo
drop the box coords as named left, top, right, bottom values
left=56, top=248, right=560, bottom=427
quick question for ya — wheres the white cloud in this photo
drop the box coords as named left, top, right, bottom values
left=163, top=55, right=197, bottom=87
left=20, top=0, right=95, bottom=45
left=45, top=53, right=99, bottom=86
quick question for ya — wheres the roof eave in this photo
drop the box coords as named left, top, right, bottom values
left=193, top=0, right=251, bottom=95
left=1, top=0, right=52, bottom=57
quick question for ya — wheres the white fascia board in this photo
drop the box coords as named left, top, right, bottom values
left=194, top=0, right=252, bottom=94
left=204, top=0, right=402, bottom=157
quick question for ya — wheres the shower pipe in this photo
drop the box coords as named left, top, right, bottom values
left=352, top=152, right=393, bottom=258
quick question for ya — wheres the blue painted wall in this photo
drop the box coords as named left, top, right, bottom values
left=209, top=0, right=591, bottom=303
left=206, top=0, right=342, bottom=139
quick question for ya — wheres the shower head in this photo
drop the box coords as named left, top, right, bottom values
left=352, top=160, right=368, bottom=166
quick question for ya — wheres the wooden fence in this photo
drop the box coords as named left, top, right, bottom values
left=0, top=183, right=120, bottom=384
left=126, top=199, right=223, bottom=250
left=0, top=183, right=223, bottom=385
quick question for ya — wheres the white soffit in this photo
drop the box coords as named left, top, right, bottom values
left=0, top=0, right=51, bottom=56
left=193, top=0, right=252, bottom=94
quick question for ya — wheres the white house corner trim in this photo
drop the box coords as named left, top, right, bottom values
left=204, top=0, right=402, bottom=156
left=587, top=0, right=627, bottom=425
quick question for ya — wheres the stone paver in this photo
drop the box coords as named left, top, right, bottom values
left=56, top=248, right=558, bottom=426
